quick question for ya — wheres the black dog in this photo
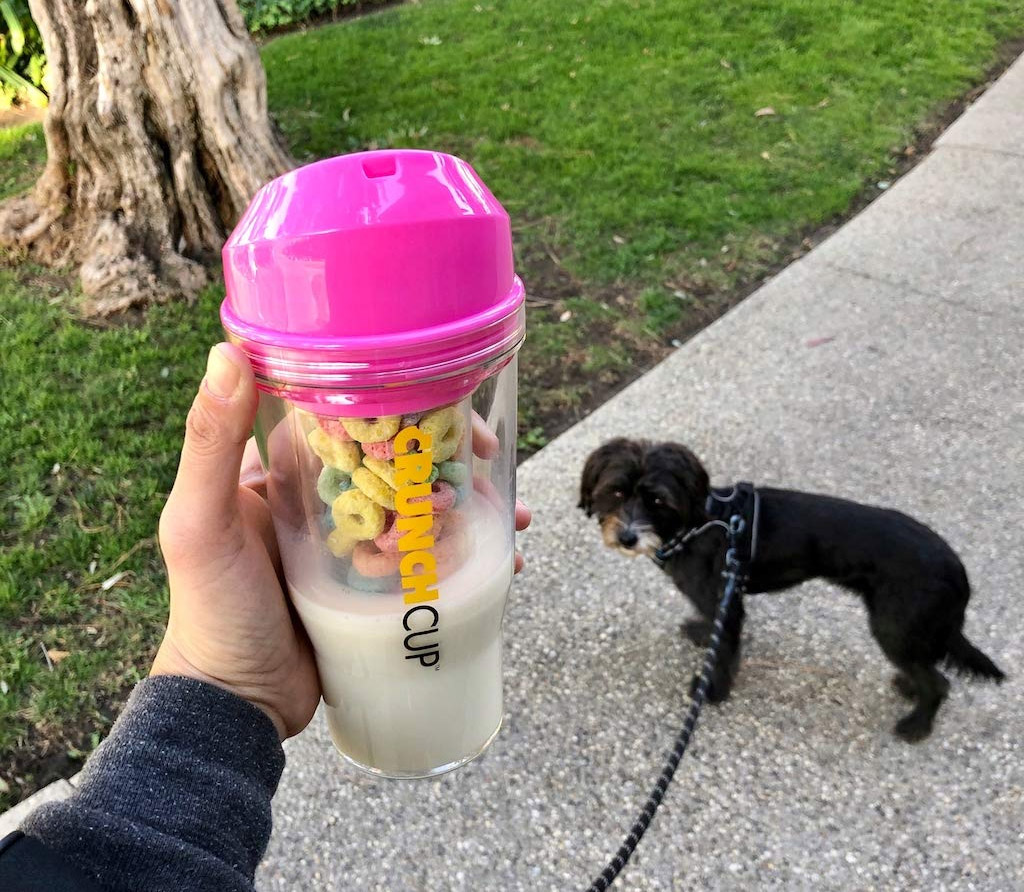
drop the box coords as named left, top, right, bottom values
left=579, top=438, right=1005, bottom=742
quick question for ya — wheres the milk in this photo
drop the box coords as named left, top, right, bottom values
left=286, top=493, right=512, bottom=777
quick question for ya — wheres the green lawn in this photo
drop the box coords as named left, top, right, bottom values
left=2, top=0, right=1023, bottom=807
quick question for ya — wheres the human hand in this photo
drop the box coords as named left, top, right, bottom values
left=152, top=343, right=319, bottom=739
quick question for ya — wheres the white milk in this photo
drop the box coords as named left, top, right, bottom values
left=287, top=493, right=512, bottom=777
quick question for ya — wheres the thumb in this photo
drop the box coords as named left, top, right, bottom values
left=165, top=343, right=258, bottom=535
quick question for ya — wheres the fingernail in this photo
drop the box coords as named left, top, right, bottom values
left=205, top=344, right=241, bottom=399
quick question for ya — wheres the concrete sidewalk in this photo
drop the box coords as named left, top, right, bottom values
left=258, top=57, right=1024, bottom=891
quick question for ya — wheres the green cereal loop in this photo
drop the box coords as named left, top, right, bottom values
left=428, top=465, right=440, bottom=484
left=438, top=460, right=467, bottom=486
left=317, top=466, right=352, bottom=505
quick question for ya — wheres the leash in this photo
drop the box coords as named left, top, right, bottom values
left=584, top=512, right=749, bottom=892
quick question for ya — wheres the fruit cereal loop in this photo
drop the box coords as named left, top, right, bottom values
left=351, top=466, right=396, bottom=510
left=331, top=489, right=386, bottom=540
left=347, top=564, right=395, bottom=593
left=419, top=407, right=464, bottom=462
left=317, top=417, right=353, bottom=441
left=374, top=510, right=448, bottom=553
left=352, top=540, right=403, bottom=578
left=437, top=460, right=468, bottom=486
left=362, top=455, right=398, bottom=489
left=342, top=416, right=401, bottom=443
left=362, top=439, right=395, bottom=461
left=326, top=528, right=358, bottom=557
left=317, top=466, right=352, bottom=505
left=412, top=480, right=456, bottom=513
left=308, top=428, right=361, bottom=472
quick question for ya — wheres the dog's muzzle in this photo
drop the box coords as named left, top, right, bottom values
left=600, top=515, right=661, bottom=557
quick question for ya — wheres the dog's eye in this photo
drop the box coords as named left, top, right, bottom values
left=653, top=497, right=664, bottom=506
left=613, top=489, right=625, bottom=499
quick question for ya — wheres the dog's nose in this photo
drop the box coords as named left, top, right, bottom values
left=618, top=528, right=639, bottom=548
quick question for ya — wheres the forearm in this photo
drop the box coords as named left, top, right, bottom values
left=17, top=675, right=284, bottom=892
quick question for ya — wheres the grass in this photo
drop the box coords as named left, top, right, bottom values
left=262, top=0, right=1024, bottom=440
left=0, top=273, right=226, bottom=803
left=0, top=122, right=45, bottom=200
left=2, top=0, right=1023, bottom=807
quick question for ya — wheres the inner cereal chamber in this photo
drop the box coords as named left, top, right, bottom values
left=253, top=359, right=517, bottom=776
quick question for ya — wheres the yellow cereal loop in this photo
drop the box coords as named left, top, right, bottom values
left=308, top=428, right=361, bottom=472
left=420, top=406, right=464, bottom=463
left=326, top=528, right=358, bottom=557
left=352, top=466, right=396, bottom=510
left=341, top=416, right=401, bottom=443
left=331, top=489, right=386, bottom=540
left=362, top=455, right=398, bottom=489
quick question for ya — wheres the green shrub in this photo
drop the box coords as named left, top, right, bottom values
left=0, top=0, right=46, bottom=109
left=238, top=0, right=391, bottom=33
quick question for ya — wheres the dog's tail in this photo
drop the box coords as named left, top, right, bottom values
left=944, top=631, right=1006, bottom=682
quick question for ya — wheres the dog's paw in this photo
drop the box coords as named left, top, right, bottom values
left=680, top=619, right=712, bottom=647
left=891, top=673, right=917, bottom=701
left=893, top=712, right=933, bottom=743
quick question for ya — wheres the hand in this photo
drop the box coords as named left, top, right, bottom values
left=153, top=343, right=319, bottom=739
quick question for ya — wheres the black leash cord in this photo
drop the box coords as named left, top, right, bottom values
left=584, top=548, right=743, bottom=892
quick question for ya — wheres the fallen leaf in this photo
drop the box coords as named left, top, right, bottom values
left=761, top=151, right=771, bottom=160
left=806, top=335, right=836, bottom=348
left=0, top=679, right=8, bottom=694
left=47, top=649, right=71, bottom=664
left=720, top=59, right=732, bottom=69
left=611, top=235, right=626, bottom=245
left=88, top=560, right=97, bottom=574
left=419, top=35, right=442, bottom=46
left=876, top=181, right=891, bottom=191
left=754, top=106, right=776, bottom=117
left=817, top=97, right=830, bottom=108
left=101, top=571, right=127, bottom=591
left=559, top=310, right=573, bottom=322
left=51, top=463, right=61, bottom=475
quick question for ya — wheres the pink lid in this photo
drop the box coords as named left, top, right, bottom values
left=221, top=149, right=525, bottom=417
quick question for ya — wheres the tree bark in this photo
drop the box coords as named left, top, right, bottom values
left=0, top=0, right=291, bottom=314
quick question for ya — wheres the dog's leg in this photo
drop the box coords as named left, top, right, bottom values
left=689, top=594, right=745, bottom=703
left=893, top=663, right=950, bottom=743
left=680, top=618, right=712, bottom=647
left=891, top=673, right=917, bottom=700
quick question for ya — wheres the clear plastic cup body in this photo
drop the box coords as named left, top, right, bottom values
left=253, top=359, right=517, bottom=777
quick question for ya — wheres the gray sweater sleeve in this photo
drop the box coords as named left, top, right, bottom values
left=21, top=675, right=285, bottom=892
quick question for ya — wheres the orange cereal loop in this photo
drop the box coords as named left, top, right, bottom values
left=326, top=528, right=358, bottom=557
left=420, top=406, right=464, bottom=463
left=341, top=416, right=401, bottom=443
left=362, top=455, right=398, bottom=489
left=352, top=540, right=403, bottom=578
left=331, top=489, right=386, bottom=540
left=308, top=428, right=361, bottom=472
left=351, top=466, right=396, bottom=510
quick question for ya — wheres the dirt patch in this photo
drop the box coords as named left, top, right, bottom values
left=0, top=105, right=45, bottom=129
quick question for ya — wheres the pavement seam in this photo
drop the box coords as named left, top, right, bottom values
left=811, top=260, right=1021, bottom=321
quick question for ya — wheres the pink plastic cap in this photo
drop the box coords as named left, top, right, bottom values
left=221, top=150, right=525, bottom=417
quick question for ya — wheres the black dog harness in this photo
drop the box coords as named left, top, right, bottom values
left=651, top=481, right=760, bottom=569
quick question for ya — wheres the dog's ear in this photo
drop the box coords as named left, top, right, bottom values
left=579, top=438, right=635, bottom=516
left=648, top=442, right=710, bottom=515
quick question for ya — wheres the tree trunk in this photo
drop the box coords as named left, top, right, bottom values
left=0, top=0, right=292, bottom=315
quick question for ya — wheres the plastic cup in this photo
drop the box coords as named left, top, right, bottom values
left=221, top=150, right=525, bottom=777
